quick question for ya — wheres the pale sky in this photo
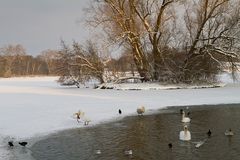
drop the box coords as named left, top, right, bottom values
left=0, top=0, right=92, bottom=55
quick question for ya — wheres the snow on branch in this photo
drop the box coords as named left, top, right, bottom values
left=206, top=45, right=239, bottom=59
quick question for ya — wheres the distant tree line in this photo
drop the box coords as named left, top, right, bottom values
left=0, top=44, right=59, bottom=77
left=0, top=44, right=134, bottom=81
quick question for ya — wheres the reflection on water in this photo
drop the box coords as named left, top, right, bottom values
left=30, top=104, right=240, bottom=160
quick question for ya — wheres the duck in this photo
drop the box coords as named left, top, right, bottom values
left=118, top=109, right=122, bottom=115
left=8, top=141, right=14, bottom=147
left=207, top=129, right=212, bottom=137
left=168, top=143, right=173, bottom=149
left=137, top=106, right=145, bottom=116
left=179, top=125, right=191, bottom=141
left=225, top=128, right=234, bottom=136
left=181, top=111, right=191, bottom=123
left=19, top=141, right=28, bottom=147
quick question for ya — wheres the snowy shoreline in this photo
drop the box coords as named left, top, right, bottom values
left=0, top=75, right=239, bottom=159
left=98, top=82, right=226, bottom=90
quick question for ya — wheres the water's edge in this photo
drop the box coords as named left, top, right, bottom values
left=28, top=103, right=240, bottom=148
left=8, top=103, right=238, bottom=160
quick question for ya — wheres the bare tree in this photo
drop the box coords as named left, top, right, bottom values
left=56, top=40, right=105, bottom=87
left=181, top=0, right=240, bottom=82
left=0, top=44, right=26, bottom=77
left=38, top=49, right=61, bottom=75
left=87, top=0, right=176, bottom=81
left=0, top=44, right=51, bottom=77
left=73, top=41, right=105, bottom=84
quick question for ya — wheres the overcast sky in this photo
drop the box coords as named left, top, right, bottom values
left=0, top=0, right=92, bottom=55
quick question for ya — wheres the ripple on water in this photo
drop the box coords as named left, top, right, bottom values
left=28, top=104, right=240, bottom=160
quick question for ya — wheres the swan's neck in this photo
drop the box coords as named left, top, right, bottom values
left=182, top=114, right=186, bottom=118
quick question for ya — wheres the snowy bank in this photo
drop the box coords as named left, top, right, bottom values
left=0, top=74, right=239, bottom=159
left=97, top=72, right=238, bottom=90
left=97, top=82, right=225, bottom=90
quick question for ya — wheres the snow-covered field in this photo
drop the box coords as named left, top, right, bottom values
left=0, top=74, right=239, bottom=159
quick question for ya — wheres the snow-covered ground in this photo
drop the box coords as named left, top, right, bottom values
left=98, top=81, right=225, bottom=90
left=0, top=74, right=239, bottom=159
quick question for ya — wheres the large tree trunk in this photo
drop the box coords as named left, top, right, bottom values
left=131, top=45, right=150, bottom=81
left=152, top=46, right=162, bottom=81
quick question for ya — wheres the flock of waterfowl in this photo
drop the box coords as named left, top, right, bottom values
left=73, top=106, right=235, bottom=156
left=7, top=106, right=235, bottom=157
left=179, top=108, right=234, bottom=139
left=178, top=108, right=234, bottom=149
left=7, top=141, right=28, bottom=147
left=179, top=108, right=192, bottom=141
left=73, top=106, right=146, bottom=125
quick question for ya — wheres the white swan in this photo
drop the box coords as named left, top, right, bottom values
left=137, top=106, right=145, bottom=115
left=179, top=125, right=191, bottom=141
left=181, top=111, right=191, bottom=123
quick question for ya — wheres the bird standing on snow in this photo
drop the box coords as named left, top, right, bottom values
left=19, top=142, right=28, bottom=147
left=137, top=106, right=145, bottom=116
left=83, top=118, right=91, bottom=126
left=118, top=109, right=122, bottom=115
left=74, top=110, right=85, bottom=123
